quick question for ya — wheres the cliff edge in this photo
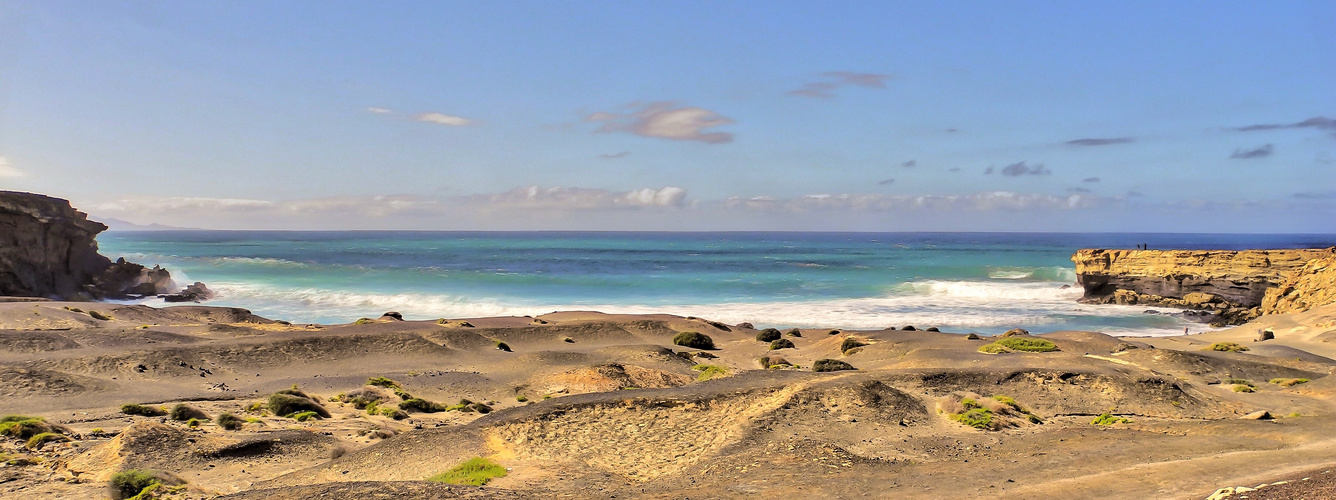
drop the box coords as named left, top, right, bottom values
left=0, top=191, right=176, bottom=300
left=1071, top=247, right=1336, bottom=326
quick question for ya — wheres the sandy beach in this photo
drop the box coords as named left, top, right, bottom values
left=3, top=299, right=1334, bottom=499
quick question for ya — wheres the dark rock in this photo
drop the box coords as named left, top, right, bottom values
left=1257, top=329, right=1275, bottom=341
left=162, top=282, right=215, bottom=303
left=380, top=312, right=404, bottom=321
left=901, top=325, right=916, bottom=331
left=736, top=322, right=754, bottom=330
left=1001, top=328, right=1029, bottom=337
left=925, top=327, right=940, bottom=332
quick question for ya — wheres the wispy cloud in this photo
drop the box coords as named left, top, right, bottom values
left=948, top=167, right=961, bottom=173
left=1066, top=187, right=1091, bottom=193
left=1293, top=191, right=1336, bottom=200
left=878, top=178, right=895, bottom=185
left=901, top=160, right=916, bottom=168
left=585, top=102, right=734, bottom=144
left=366, top=107, right=393, bottom=114
left=989, top=161, right=1051, bottom=177
left=788, top=71, right=890, bottom=98
left=599, top=152, right=631, bottom=160
left=726, top=191, right=1100, bottom=212
left=1230, top=144, right=1274, bottom=159
left=416, top=112, right=475, bottom=126
left=1234, top=116, right=1335, bottom=132
left=476, top=186, right=689, bottom=210
left=0, top=157, right=22, bottom=178
left=1065, top=137, right=1134, bottom=146
left=1083, top=177, right=1101, bottom=183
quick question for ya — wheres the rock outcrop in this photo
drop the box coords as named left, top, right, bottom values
left=1260, top=254, right=1336, bottom=315
left=0, top=191, right=178, bottom=300
left=1071, top=248, right=1336, bottom=326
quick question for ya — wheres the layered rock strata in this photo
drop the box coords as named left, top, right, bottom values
left=1072, top=248, right=1336, bottom=326
left=0, top=191, right=178, bottom=300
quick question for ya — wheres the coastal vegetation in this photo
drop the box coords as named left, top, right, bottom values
left=428, top=457, right=508, bottom=486
left=216, top=413, right=243, bottom=431
left=693, top=364, right=728, bottom=381
left=978, top=337, right=1059, bottom=354
left=755, top=328, right=781, bottom=342
left=1270, top=378, right=1310, bottom=387
left=1091, top=412, right=1132, bottom=425
left=168, top=404, right=208, bottom=422
left=672, top=331, right=715, bottom=349
left=1210, top=342, right=1249, bottom=353
left=120, top=404, right=166, bottom=417
left=812, top=359, right=855, bottom=372
left=768, top=338, right=795, bottom=350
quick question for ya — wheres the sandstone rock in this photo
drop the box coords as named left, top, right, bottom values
left=1183, top=292, right=1219, bottom=306
left=1072, top=248, right=1335, bottom=308
left=1241, top=411, right=1272, bottom=420
left=1261, top=255, right=1336, bottom=315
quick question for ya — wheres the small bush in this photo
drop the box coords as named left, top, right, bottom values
left=516, top=395, right=528, bottom=402
left=978, top=343, right=1010, bottom=354
left=244, top=402, right=266, bottom=414
left=812, top=359, right=855, bottom=372
left=89, top=310, right=111, bottom=321
left=120, top=404, right=166, bottom=417
left=995, top=338, right=1058, bottom=352
left=769, top=339, right=795, bottom=350
left=108, top=469, right=163, bottom=500
left=1091, top=412, right=1132, bottom=425
left=379, top=408, right=409, bottom=420
left=672, top=331, right=715, bottom=350
left=785, top=328, right=802, bottom=337
left=693, top=364, right=728, bottom=381
left=216, top=413, right=243, bottom=431
left=275, top=384, right=312, bottom=399
left=186, top=419, right=201, bottom=428
left=951, top=408, right=993, bottom=429
left=0, top=416, right=68, bottom=440
left=472, top=403, right=493, bottom=414
left=1233, top=385, right=1255, bottom=393
left=495, top=341, right=512, bottom=352
left=168, top=404, right=208, bottom=422
left=1224, top=378, right=1251, bottom=385
left=840, top=337, right=864, bottom=353
left=428, top=456, right=508, bottom=486
left=966, top=333, right=982, bottom=340
left=26, top=432, right=71, bottom=449
left=267, top=393, right=330, bottom=418
left=755, top=328, right=782, bottom=342
left=354, top=318, right=375, bottom=325
left=367, top=377, right=400, bottom=389
left=1270, top=378, right=1310, bottom=387
left=290, top=411, right=321, bottom=422
left=901, top=325, right=917, bottom=331
left=399, top=398, right=448, bottom=413
left=1210, top=342, right=1249, bottom=353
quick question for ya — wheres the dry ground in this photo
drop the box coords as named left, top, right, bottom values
left=2, top=300, right=1335, bottom=499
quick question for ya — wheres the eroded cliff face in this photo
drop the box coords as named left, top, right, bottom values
left=1072, top=248, right=1336, bottom=326
left=1261, top=255, right=1336, bottom=315
left=0, top=191, right=175, bottom=300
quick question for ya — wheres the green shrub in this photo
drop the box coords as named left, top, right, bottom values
left=516, top=395, right=528, bottom=402
left=755, top=328, right=782, bottom=342
left=812, top=359, right=855, bottom=372
left=216, top=413, right=243, bottom=431
left=275, top=384, right=312, bottom=398
left=472, top=403, right=493, bottom=414
left=427, top=456, right=508, bottom=486
left=1233, top=385, right=1255, bottom=393
left=769, top=339, right=795, bottom=350
left=840, top=337, right=864, bottom=353
left=978, top=343, right=1010, bottom=354
left=692, top=364, right=728, bottom=381
left=186, top=419, right=201, bottom=428
left=1091, top=412, right=1132, bottom=425
left=354, top=318, right=375, bottom=325
left=994, top=338, right=1058, bottom=352
left=672, top=331, right=715, bottom=350
left=1270, top=378, right=1309, bottom=387
left=120, top=404, right=166, bottom=417
left=290, top=411, right=321, bottom=422
left=951, top=408, right=994, bottom=429
left=25, top=432, right=71, bottom=449
left=168, top=404, right=208, bottom=422
left=367, top=377, right=400, bottom=388
left=89, top=310, right=111, bottom=321
left=399, top=398, right=448, bottom=413
left=1210, top=342, right=1249, bottom=353
left=0, top=416, right=66, bottom=440
left=108, top=469, right=164, bottom=500
left=267, top=393, right=330, bottom=418
left=379, top=407, right=409, bottom=420
left=785, top=328, right=802, bottom=337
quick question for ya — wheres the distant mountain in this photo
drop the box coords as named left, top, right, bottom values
left=97, top=217, right=195, bottom=231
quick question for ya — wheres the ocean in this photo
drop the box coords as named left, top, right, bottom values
left=96, top=231, right=1336, bottom=336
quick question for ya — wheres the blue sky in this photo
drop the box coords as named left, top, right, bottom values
left=1, top=1, right=1333, bottom=231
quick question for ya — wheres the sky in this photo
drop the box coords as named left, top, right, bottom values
left=0, top=1, right=1333, bottom=232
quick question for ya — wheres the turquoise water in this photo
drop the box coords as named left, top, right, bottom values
left=97, top=232, right=1336, bottom=336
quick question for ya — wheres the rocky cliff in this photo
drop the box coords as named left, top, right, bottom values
left=0, top=191, right=176, bottom=300
left=1071, top=248, right=1336, bottom=326
left=1260, top=254, right=1336, bottom=315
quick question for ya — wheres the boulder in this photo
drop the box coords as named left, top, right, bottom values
left=162, top=282, right=215, bottom=303
left=1240, top=411, right=1273, bottom=420
left=380, top=311, right=404, bottom=321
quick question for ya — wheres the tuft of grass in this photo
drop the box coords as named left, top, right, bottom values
left=1233, top=385, right=1256, bottom=393
left=755, top=328, right=782, bottom=342
left=672, top=331, right=715, bottom=350
left=978, top=343, right=1010, bottom=354
left=289, top=411, right=321, bottom=422
left=768, top=338, right=795, bottom=350
left=89, top=310, right=112, bottom=321
left=399, top=398, right=448, bottom=413
left=120, top=404, right=166, bottom=417
left=268, top=393, right=330, bottom=418
left=950, top=408, right=994, bottom=429
left=216, top=413, right=243, bottom=431
left=367, top=377, right=400, bottom=389
left=428, top=456, right=508, bottom=486
left=1, top=416, right=67, bottom=441
left=25, top=432, right=71, bottom=449
left=995, top=337, right=1058, bottom=352
left=108, top=469, right=171, bottom=500
left=1270, top=378, right=1310, bottom=387
left=516, top=395, right=528, bottom=402
left=186, top=419, right=201, bottom=428
left=353, top=318, right=375, bottom=325
left=244, top=402, right=266, bottom=414
left=692, top=364, right=728, bottom=381
left=1210, top=342, right=1249, bottom=353
left=168, top=404, right=208, bottom=422
left=1091, top=412, right=1132, bottom=425
left=840, top=337, right=864, bottom=353
left=812, top=359, right=855, bottom=372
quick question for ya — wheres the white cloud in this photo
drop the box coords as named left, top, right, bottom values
left=585, top=102, right=733, bottom=144
left=724, top=191, right=1103, bottom=212
left=416, top=112, right=474, bottom=126
left=477, top=186, right=687, bottom=210
left=0, top=157, right=23, bottom=178
left=366, top=107, right=393, bottom=114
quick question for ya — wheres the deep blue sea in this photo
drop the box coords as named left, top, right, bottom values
left=97, top=232, right=1336, bottom=336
